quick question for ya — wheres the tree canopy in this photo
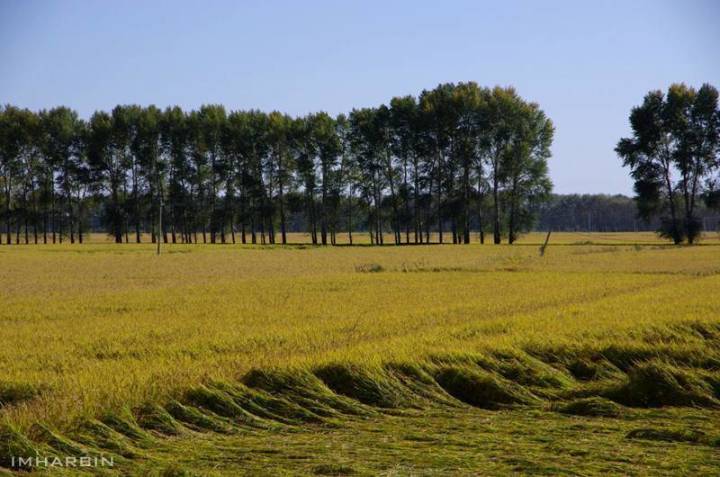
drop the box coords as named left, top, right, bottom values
left=617, top=83, right=720, bottom=243
left=0, top=83, right=553, bottom=245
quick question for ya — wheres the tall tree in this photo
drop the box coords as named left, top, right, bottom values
left=196, top=105, right=227, bottom=243
left=617, top=84, right=720, bottom=243
left=390, top=95, right=421, bottom=243
left=87, top=111, right=124, bottom=243
left=307, top=112, right=341, bottom=245
left=502, top=102, right=554, bottom=243
left=41, top=107, right=84, bottom=243
left=266, top=112, right=293, bottom=244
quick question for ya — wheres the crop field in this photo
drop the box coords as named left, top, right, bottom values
left=1, top=233, right=720, bottom=475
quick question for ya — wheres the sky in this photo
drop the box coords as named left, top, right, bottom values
left=1, top=1, right=718, bottom=195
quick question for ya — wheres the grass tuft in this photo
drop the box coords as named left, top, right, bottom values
left=210, top=381, right=325, bottom=425
left=626, top=427, right=706, bottom=444
left=243, top=368, right=368, bottom=417
left=0, top=424, right=37, bottom=469
left=433, top=366, right=538, bottom=409
left=0, top=382, right=43, bottom=409
left=565, top=357, right=620, bottom=381
left=608, top=361, right=719, bottom=408
left=29, top=423, right=87, bottom=456
left=136, top=403, right=184, bottom=435
left=184, top=385, right=269, bottom=429
left=313, top=463, right=357, bottom=475
left=72, top=418, right=137, bottom=458
left=354, top=263, right=384, bottom=273
left=553, top=397, right=622, bottom=417
left=165, top=400, right=235, bottom=434
left=101, top=407, right=155, bottom=445
left=314, top=363, right=411, bottom=409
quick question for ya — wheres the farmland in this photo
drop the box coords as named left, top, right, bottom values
left=1, top=233, right=720, bottom=475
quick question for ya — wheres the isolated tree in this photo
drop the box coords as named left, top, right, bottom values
left=617, top=83, right=720, bottom=243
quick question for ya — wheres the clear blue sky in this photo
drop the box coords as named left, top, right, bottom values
left=1, top=0, right=718, bottom=194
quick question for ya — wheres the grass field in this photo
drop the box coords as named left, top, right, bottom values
left=1, top=233, right=719, bottom=475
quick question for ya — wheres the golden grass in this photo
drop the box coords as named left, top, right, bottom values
left=0, top=234, right=719, bottom=434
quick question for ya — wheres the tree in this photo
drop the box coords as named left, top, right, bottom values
left=0, top=106, right=39, bottom=244
left=41, top=107, right=84, bottom=243
left=196, top=105, right=227, bottom=243
left=617, top=84, right=720, bottom=243
left=266, top=112, right=294, bottom=244
left=88, top=111, right=123, bottom=242
left=160, top=106, right=191, bottom=244
left=502, top=101, right=554, bottom=243
left=307, top=112, right=342, bottom=245
left=291, top=115, right=320, bottom=244
left=390, top=95, right=422, bottom=243
left=419, top=85, right=456, bottom=244
left=449, top=83, right=484, bottom=244
left=349, top=107, right=387, bottom=244
left=136, top=106, right=164, bottom=244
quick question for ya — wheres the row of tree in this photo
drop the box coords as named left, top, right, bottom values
left=617, top=83, right=720, bottom=243
left=0, top=82, right=554, bottom=246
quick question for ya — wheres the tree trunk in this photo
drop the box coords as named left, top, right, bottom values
left=662, top=155, right=681, bottom=244
left=413, top=156, right=420, bottom=244
left=278, top=177, right=287, bottom=245
left=492, top=171, right=501, bottom=244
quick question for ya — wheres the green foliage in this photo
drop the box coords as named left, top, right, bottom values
left=0, top=82, right=556, bottom=246
left=617, top=83, right=720, bottom=244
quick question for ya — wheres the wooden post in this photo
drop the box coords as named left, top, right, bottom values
left=539, top=229, right=552, bottom=256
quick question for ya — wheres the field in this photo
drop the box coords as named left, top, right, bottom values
left=1, top=233, right=720, bottom=475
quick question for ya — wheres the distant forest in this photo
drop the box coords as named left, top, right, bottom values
left=74, top=193, right=720, bottom=236
left=536, top=194, right=719, bottom=233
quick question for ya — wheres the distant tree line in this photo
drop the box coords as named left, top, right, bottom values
left=0, top=82, right=554, bottom=245
left=617, top=83, right=720, bottom=243
left=536, top=194, right=720, bottom=233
